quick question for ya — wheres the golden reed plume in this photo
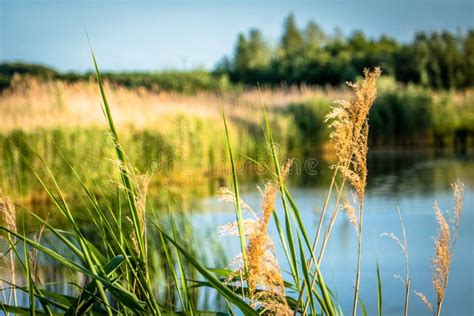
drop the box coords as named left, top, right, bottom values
left=416, top=180, right=464, bottom=316
left=433, top=202, right=451, bottom=306
left=326, top=67, right=381, bottom=201
left=342, top=198, right=358, bottom=233
left=0, top=191, right=17, bottom=306
left=0, top=191, right=16, bottom=234
left=219, top=160, right=293, bottom=315
left=324, top=68, right=381, bottom=316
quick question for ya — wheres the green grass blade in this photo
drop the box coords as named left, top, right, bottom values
left=171, top=221, right=194, bottom=314
left=377, top=259, right=383, bottom=316
left=155, top=225, right=258, bottom=316
left=272, top=212, right=300, bottom=290
left=221, top=108, right=248, bottom=276
left=359, top=296, right=368, bottom=316
left=90, top=47, right=145, bottom=261
left=297, top=234, right=318, bottom=315
left=0, top=227, right=146, bottom=313
left=159, top=231, right=185, bottom=309
left=23, top=231, right=36, bottom=316
left=262, top=108, right=301, bottom=288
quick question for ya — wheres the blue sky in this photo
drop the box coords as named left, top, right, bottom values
left=1, top=0, right=473, bottom=72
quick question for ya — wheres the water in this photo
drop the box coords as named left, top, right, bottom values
left=191, top=151, right=474, bottom=315
left=2, top=150, right=473, bottom=315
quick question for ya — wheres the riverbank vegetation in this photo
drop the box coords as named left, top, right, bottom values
left=1, top=73, right=472, bottom=203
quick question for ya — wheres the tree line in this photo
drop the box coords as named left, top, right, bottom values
left=216, top=13, right=474, bottom=89
left=2, top=13, right=473, bottom=91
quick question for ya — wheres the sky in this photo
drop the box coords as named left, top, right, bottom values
left=1, top=0, right=473, bottom=72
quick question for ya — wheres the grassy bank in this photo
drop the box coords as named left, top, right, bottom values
left=0, top=75, right=473, bottom=202
left=290, top=78, right=474, bottom=149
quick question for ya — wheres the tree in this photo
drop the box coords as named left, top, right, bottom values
left=247, top=29, right=271, bottom=70
left=232, top=29, right=270, bottom=83
left=463, top=30, right=474, bottom=87
left=220, top=13, right=474, bottom=89
left=280, top=13, right=304, bottom=58
left=304, top=21, right=326, bottom=50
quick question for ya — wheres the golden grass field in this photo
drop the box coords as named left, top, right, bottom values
left=0, top=76, right=352, bottom=132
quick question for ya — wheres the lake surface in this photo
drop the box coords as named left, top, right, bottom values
left=190, top=150, right=474, bottom=315
left=2, top=150, right=473, bottom=315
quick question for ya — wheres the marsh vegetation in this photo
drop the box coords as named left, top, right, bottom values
left=0, top=57, right=471, bottom=316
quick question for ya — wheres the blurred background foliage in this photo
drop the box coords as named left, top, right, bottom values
left=2, top=14, right=474, bottom=91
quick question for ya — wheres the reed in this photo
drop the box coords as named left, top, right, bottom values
left=381, top=207, right=410, bottom=316
left=0, top=58, right=469, bottom=316
left=0, top=191, right=17, bottom=308
left=220, top=176, right=292, bottom=315
left=416, top=180, right=464, bottom=316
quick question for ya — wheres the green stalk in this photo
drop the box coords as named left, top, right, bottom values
left=90, top=49, right=146, bottom=262
left=222, top=108, right=248, bottom=277
left=376, top=259, right=383, bottom=316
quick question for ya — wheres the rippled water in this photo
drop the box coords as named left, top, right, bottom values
left=191, top=151, right=474, bottom=315
left=2, top=150, right=473, bottom=315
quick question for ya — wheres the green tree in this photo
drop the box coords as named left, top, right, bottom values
left=280, top=13, right=304, bottom=58
left=304, top=21, right=326, bottom=50
left=233, top=29, right=270, bottom=83
left=463, top=30, right=474, bottom=87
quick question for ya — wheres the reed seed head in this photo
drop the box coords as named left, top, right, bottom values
left=342, top=199, right=358, bottom=233
left=0, top=191, right=16, bottom=234
left=246, top=180, right=290, bottom=314
left=415, top=291, right=434, bottom=314
left=136, top=173, right=151, bottom=234
left=452, top=179, right=464, bottom=226
left=219, top=162, right=292, bottom=314
left=432, top=202, right=451, bottom=305
left=326, top=68, right=381, bottom=202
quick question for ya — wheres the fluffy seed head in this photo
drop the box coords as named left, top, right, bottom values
left=342, top=200, right=358, bottom=233
left=432, top=202, right=451, bottom=305
left=219, top=162, right=293, bottom=314
left=0, top=191, right=16, bottom=234
left=326, top=68, right=381, bottom=201
left=415, top=291, right=434, bottom=314
left=136, top=173, right=150, bottom=235
left=452, top=179, right=464, bottom=226
left=246, top=180, right=289, bottom=314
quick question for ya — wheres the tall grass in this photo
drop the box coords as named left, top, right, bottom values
left=1, top=76, right=472, bottom=204
left=0, top=59, right=467, bottom=316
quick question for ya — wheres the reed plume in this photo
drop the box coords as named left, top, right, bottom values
left=0, top=191, right=17, bottom=307
left=326, top=68, right=380, bottom=201
left=381, top=208, right=410, bottom=316
left=342, top=198, right=358, bottom=233
left=247, top=182, right=290, bottom=315
left=415, top=291, right=434, bottom=314
left=29, top=222, right=46, bottom=283
left=323, top=68, right=380, bottom=316
left=136, top=174, right=150, bottom=240
left=0, top=192, right=16, bottom=234
left=416, top=180, right=464, bottom=316
left=451, top=180, right=464, bottom=238
left=219, top=162, right=292, bottom=315
left=127, top=172, right=151, bottom=258
left=433, top=202, right=451, bottom=309
left=318, top=67, right=381, bottom=260
left=298, top=68, right=381, bottom=315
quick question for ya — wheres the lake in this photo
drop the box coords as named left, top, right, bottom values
left=190, top=150, right=474, bottom=315
left=2, top=149, right=473, bottom=315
